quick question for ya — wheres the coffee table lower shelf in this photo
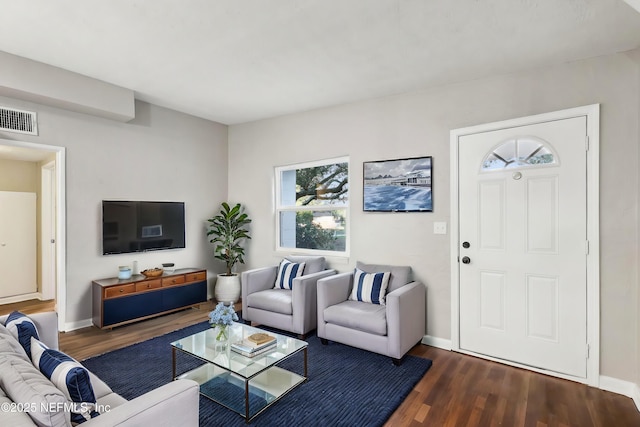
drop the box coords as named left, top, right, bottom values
left=177, top=363, right=306, bottom=422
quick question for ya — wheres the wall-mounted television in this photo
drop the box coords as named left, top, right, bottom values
left=102, top=200, right=185, bottom=255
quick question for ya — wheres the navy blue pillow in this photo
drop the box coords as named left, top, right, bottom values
left=31, top=338, right=100, bottom=424
left=5, top=311, right=39, bottom=356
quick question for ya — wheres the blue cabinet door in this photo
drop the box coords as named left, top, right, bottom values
left=103, top=291, right=163, bottom=326
left=162, top=280, right=207, bottom=311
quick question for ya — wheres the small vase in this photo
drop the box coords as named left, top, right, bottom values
left=214, top=324, right=229, bottom=342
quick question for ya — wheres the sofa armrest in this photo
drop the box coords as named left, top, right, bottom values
left=291, top=269, right=336, bottom=333
left=0, top=311, right=59, bottom=350
left=386, top=281, right=426, bottom=359
left=242, top=266, right=278, bottom=315
left=83, top=379, right=199, bottom=427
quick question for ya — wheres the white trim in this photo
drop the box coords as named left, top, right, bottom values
left=0, top=292, right=42, bottom=305
left=274, top=155, right=350, bottom=257
left=449, top=104, right=600, bottom=387
left=55, top=147, right=66, bottom=331
left=623, top=0, right=640, bottom=14
left=40, top=161, right=56, bottom=300
left=600, top=376, right=640, bottom=412
left=64, top=318, right=93, bottom=332
left=421, top=335, right=452, bottom=350
left=0, top=139, right=66, bottom=331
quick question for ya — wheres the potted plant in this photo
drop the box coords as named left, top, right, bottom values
left=207, top=202, right=252, bottom=303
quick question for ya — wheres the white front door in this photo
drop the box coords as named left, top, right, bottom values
left=457, top=116, right=588, bottom=378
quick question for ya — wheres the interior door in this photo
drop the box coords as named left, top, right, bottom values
left=458, top=116, right=587, bottom=378
left=0, top=191, right=37, bottom=299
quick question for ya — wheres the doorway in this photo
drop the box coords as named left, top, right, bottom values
left=450, top=105, right=600, bottom=385
left=0, top=139, right=66, bottom=330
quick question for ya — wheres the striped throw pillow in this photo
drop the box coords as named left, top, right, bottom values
left=274, top=259, right=306, bottom=290
left=5, top=311, right=39, bottom=356
left=31, top=337, right=100, bottom=424
left=350, top=268, right=391, bottom=305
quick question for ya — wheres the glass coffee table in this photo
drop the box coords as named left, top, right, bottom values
left=171, top=322, right=308, bottom=422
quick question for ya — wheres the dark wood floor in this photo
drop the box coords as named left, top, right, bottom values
left=4, top=299, right=640, bottom=426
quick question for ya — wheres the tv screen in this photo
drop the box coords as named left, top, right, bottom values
left=102, top=201, right=185, bottom=255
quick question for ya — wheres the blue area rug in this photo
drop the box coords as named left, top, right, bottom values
left=82, top=321, right=432, bottom=426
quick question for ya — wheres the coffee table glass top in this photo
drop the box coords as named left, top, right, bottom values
left=170, top=322, right=307, bottom=379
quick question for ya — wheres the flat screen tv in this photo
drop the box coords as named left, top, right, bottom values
left=102, top=200, right=185, bottom=255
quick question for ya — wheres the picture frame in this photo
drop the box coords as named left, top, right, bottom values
left=363, top=156, right=433, bottom=212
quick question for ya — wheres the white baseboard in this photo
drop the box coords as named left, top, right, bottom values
left=421, top=335, right=452, bottom=350
left=0, top=292, right=41, bottom=305
left=63, top=318, right=93, bottom=332
left=599, top=376, right=640, bottom=412
left=421, top=336, right=640, bottom=413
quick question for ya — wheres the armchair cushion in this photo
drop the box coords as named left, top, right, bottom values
left=356, top=262, right=411, bottom=293
left=350, top=268, right=390, bottom=305
left=247, top=289, right=293, bottom=315
left=274, top=259, right=305, bottom=290
left=323, top=300, right=387, bottom=336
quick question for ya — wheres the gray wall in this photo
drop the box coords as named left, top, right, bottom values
left=228, top=50, right=640, bottom=383
left=0, top=97, right=229, bottom=327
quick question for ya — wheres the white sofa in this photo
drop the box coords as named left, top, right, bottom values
left=0, top=311, right=199, bottom=427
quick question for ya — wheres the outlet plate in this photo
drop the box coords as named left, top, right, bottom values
left=433, top=222, right=447, bottom=235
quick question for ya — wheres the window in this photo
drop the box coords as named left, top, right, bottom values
left=482, top=137, right=557, bottom=171
left=275, top=157, right=349, bottom=255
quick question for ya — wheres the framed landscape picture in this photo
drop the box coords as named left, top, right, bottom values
left=363, top=156, right=432, bottom=212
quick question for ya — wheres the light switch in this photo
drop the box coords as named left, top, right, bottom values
left=433, top=222, right=447, bottom=235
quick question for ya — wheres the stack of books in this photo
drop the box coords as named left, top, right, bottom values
left=231, top=333, right=277, bottom=357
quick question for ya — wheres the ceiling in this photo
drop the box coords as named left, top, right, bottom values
left=0, top=0, right=640, bottom=127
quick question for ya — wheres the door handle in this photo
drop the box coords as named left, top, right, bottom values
left=462, top=256, right=471, bottom=264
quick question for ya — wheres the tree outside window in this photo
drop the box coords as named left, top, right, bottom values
left=276, top=157, right=349, bottom=255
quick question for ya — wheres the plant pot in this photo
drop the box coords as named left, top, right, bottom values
left=215, top=274, right=240, bottom=303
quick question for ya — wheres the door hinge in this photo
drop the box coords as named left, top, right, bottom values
left=585, top=240, right=590, bottom=255
left=585, top=135, right=590, bottom=151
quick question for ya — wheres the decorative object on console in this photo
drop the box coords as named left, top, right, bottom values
left=118, top=265, right=132, bottom=280
left=162, top=263, right=175, bottom=274
left=141, top=268, right=163, bottom=277
left=208, top=301, right=238, bottom=342
left=207, top=202, right=252, bottom=303
left=363, top=156, right=433, bottom=212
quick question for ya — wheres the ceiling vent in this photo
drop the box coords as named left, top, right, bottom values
left=0, top=106, right=38, bottom=135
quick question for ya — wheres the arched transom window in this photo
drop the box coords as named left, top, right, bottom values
left=481, top=137, right=557, bottom=171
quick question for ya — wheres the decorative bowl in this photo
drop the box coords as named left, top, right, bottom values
left=141, top=268, right=163, bottom=278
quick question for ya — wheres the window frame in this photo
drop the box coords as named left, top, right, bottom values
left=274, top=156, right=350, bottom=257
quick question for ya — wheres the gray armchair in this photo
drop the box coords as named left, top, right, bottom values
left=317, top=262, right=425, bottom=365
left=241, top=256, right=336, bottom=339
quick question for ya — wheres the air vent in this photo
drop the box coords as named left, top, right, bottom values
left=0, top=106, right=38, bottom=135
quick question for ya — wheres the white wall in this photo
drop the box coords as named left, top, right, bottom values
left=229, top=50, right=640, bottom=383
left=0, top=97, right=229, bottom=328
